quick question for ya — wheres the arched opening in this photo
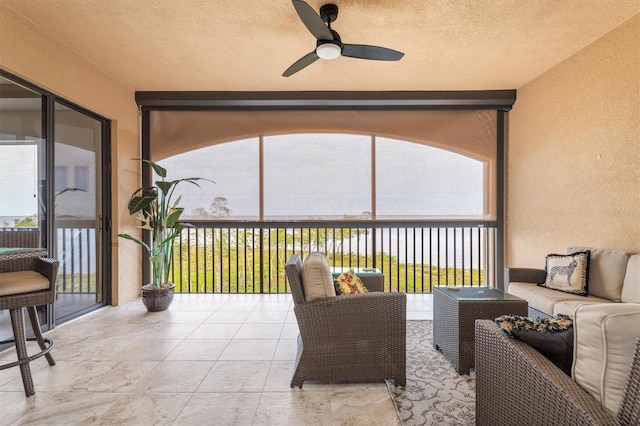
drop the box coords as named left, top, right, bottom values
left=143, top=106, right=503, bottom=292
left=156, top=132, right=487, bottom=221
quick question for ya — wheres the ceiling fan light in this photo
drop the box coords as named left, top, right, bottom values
left=316, top=43, right=341, bottom=60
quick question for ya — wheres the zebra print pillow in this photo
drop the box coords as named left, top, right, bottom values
left=540, top=251, right=590, bottom=296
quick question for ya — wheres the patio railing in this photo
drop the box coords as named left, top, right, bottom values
left=169, top=220, right=498, bottom=294
left=0, top=225, right=97, bottom=295
left=3, top=219, right=499, bottom=295
left=55, top=220, right=97, bottom=295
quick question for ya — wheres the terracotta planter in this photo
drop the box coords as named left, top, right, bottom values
left=141, top=283, right=175, bottom=312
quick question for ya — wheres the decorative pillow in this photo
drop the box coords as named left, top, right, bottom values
left=539, top=250, right=590, bottom=296
left=495, top=314, right=574, bottom=376
left=335, top=269, right=368, bottom=295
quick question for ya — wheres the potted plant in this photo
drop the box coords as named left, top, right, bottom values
left=118, top=158, right=212, bottom=312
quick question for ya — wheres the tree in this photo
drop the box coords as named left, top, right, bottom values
left=210, top=197, right=231, bottom=218
left=14, top=214, right=38, bottom=227
left=191, top=207, right=209, bottom=218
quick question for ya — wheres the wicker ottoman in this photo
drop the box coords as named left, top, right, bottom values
left=433, top=286, right=527, bottom=374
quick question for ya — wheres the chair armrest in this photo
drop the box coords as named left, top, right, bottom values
left=618, top=338, right=640, bottom=426
left=357, top=274, right=384, bottom=292
left=475, top=320, right=617, bottom=426
left=295, top=292, right=406, bottom=340
left=505, top=267, right=545, bottom=285
left=35, top=257, right=59, bottom=290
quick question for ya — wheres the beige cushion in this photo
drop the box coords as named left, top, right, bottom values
left=566, top=247, right=630, bottom=302
left=621, top=254, right=640, bottom=303
left=572, top=303, right=640, bottom=415
left=0, top=271, right=50, bottom=296
left=507, top=282, right=590, bottom=316
left=552, top=296, right=611, bottom=316
left=301, top=252, right=336, bottom=302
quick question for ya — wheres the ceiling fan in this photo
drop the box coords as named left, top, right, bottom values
left=283, top=0, right=404, bottom=77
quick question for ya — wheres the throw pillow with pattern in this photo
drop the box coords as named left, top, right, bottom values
left=495, top=314, right=574, bottom=376
left=539, top=250, right=590, bottom=296
left=335, top=270, right=368, bottom=295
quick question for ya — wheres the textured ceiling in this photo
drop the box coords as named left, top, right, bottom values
left=2, top=0, right=638, bottom=91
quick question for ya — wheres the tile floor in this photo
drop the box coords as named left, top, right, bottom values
left=0, top=293, right=433, bottom=425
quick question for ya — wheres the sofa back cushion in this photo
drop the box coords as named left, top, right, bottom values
left=301, top=252, right=336, bottom=302
left=572, top=303, right=640, bottom=416
left=621, top=254, right=640, bottom=303
left=566, top=247, right=630, bottom=302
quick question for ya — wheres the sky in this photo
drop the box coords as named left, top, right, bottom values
left=157, top=133, right=485, bottom=220
left=0, top=145, right=38, bottom=217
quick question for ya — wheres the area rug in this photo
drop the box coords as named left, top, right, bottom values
left=387, top=320, right=475, bottom=425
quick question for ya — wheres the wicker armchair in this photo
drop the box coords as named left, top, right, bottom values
left=475, top=320, right=640, bottom=426
left=285, top=254, right=406, bottom=388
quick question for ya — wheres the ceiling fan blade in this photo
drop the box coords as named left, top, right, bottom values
left=341, top=44, right=404, bottom=61
left=283, top=51, right=320, bottom=77
left=292, top=0, right=333, bottom=41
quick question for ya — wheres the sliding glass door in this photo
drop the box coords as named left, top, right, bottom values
left=0, top=71, right=110, bottom=338
left=0, top=78, right=48, bottom=342
left=53, top=101, right=104, bottom=320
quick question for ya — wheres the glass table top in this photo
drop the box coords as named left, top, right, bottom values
left=434, top=286, right=525, bottom=301
left=0, top=247, right=47, bottom=257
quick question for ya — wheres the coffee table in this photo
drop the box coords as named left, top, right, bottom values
left=433, top=286, right=528, bottom=374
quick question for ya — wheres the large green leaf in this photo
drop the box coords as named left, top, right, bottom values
left=136, top=158, right=167, bottom=178
left=174, top=222, right=194, bottom=232
left=117, top=233, right=150, bottom=252
left=172, top=195, right=182, bottom=209
left=166, top=208, right=184, bottom=228
left=158, top=223, right=194, bottom=246
left=158, top=230, right=181, bottom=247
left=179, top=177, right=215, bottom=187
left=128, top=194, right=156, bottom=214
left=156, top=180, right=175, bottom=196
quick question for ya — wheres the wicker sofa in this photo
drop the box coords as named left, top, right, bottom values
left=284, top=253, right=406, bottom=388
left=506, top=247, right=640, bottom=318
left=475, top=319, right=640, bottom=426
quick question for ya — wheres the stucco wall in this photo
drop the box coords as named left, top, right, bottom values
left=0, top=5, right=141, bottom=304
left=507, top=14, right=640, bottom=268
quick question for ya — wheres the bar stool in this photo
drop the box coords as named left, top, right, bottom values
left=0, top=253, right=58, bottom=397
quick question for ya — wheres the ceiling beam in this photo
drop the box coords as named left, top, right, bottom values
left=135, top=90, right=516, bottom=111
